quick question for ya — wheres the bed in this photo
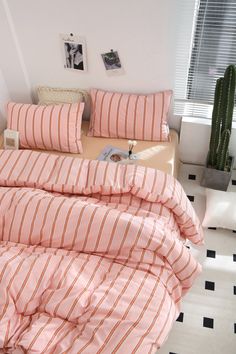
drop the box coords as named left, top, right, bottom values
left=0, top=90, right=202, bottom=353
left=0, top=148, right=203, bottom=353
left=0, top=121, right=179, bottom=177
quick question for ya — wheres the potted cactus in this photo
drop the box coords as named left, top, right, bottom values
left=201, top=64, right=236, bottom=191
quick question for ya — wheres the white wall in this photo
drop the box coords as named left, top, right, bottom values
left=0, top=0, right=32, bottom=103
left=0, top=68, right=10, bottom=132
left=180, top=117, right=236, bottom=168
left=1, top=0, right=178, bottom=101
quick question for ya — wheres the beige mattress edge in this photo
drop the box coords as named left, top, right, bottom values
left=0, top=121, right=179, bottom=177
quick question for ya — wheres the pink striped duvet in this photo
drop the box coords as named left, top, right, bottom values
left=0, top=150, right=203, bottom=353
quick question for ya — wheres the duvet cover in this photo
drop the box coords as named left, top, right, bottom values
left=0, top=150, right=203, bottom=354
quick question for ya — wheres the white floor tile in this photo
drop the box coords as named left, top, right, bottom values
left=158, top=164, right=236, bottom=354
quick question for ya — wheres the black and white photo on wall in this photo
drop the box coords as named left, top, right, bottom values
left=101, top=50, right=124, bottom=75
left=60, top=33, right=87, bottom=72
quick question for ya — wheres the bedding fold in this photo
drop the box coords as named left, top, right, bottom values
left=0, top=150, right=203, bottom=244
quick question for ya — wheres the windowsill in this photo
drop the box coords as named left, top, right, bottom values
left=182, top=116, right=236, bottom=129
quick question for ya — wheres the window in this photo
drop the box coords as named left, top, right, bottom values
left=175, top=0, right=236, bottom=120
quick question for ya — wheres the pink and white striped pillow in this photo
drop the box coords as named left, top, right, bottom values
left=88, top=89, right=172, bottom=141
left=6, top=102, right=84, bottom=153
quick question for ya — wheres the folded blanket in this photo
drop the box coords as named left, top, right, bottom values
left=0, top=150, right=203, bottom=353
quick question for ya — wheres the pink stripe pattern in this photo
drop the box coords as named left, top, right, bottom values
left=88, top=88, right=173, bottom=141
left=6, top=102, right=84, bottom=153
left=0, top=150, right=203, bottom=353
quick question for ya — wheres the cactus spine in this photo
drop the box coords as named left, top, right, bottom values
left=207, top=64, right=236, bottom=171
left=216, top=129, right=230, bottom=170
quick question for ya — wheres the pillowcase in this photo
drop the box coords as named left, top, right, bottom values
left=37, top=86, right=90, bottom=119
left=6, top=102, right=84, bottom=154
left=202, top=188, right=236, bottom=230
left=37, top=86, right=86, bottom=105
left=88, top=88, right=172, bottom=141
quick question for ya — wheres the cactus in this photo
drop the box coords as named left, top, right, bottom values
left=207, top=64, right=236, bottom=171
left=208, top=77, right=224, bottom=166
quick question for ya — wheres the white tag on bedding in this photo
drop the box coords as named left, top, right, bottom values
left=4, top=129, right=19, bottom=150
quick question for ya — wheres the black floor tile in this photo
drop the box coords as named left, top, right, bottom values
left=203, top=317, right=214, bottom=329
left=187, top=195, right=195, bottom=202
left=188, top=174, right=196, bottom=180
left=176, top=312, right=184, bottom=322
left=207, top=250, right=216, bottom=258
left=205, top=281, right=215, bottom=291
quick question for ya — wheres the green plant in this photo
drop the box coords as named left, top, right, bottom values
left=207, top=64, right=236, bottom=171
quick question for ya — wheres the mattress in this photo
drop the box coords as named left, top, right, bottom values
left=0, top=121, right=179, bottom=177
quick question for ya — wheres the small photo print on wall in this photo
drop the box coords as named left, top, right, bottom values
left=101, top=50, right=124, bottom=76
left=61, top=34, right=87, bottom=72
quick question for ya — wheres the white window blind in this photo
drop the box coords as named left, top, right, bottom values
left=175, top=0, right=236, bottom=120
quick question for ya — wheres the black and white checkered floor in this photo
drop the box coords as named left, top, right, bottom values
left=158, top=164, right=236, bottom=354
